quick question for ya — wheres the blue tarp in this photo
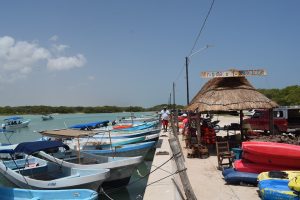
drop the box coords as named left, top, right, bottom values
left=0, top=141, right=69, bottom=155
left=4, top=116, right=23, bottom=121
left=69, top=120, right=109, bottom=129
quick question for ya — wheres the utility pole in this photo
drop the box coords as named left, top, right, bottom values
left=185, top=57, right=189, bottom=105
left=185, top=45, right=212, bottom=106
left=173, top=82, right=176, bottom=111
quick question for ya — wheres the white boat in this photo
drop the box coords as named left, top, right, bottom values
left=39, top=129, right=144, bottom=188
left=116, top=113, right=159, bottom=124
left=41, top=114, right=54, bottom=121
left=0, top=186, right=98, bottom=200
left=0, top=141, right=110, bottom=191
left=2, top=116, right=30, bottom=130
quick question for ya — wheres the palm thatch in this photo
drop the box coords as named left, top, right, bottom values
left=187, top=76, right=278, bottom=111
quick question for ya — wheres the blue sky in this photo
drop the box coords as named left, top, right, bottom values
left=0, top=1, right=299, bottom=107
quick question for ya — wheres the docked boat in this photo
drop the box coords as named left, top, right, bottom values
left=38, top=149, right=143, bottom=188
left=38, top=129, right=144, bottom=188
left=93, top=127, right=160, bottom=139
left=116, top=113, right=158, bottom=124
left=0, top=141, right=110, bottom=190
left=2, top=116, right=30, bottom=130
left=0, top=186, right=98, bottom=200
left=41, top=114, right=54, bottom=121
left=82, top=141, right=156, bottom=158
left=69, top=120, right=110, bottom=130
left=39, top=129, right=159, bottom=150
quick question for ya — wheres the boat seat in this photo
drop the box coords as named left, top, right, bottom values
left=216, top=141, right=234, bottom=170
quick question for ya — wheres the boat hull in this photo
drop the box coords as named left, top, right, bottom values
left=0, top=186, right=98, bottom=200
left=0, top=156, right=109, bottom=191
left=3, top=120, right=30, bottom=129
left=38, top=151, right=143, bottom=188
left=82, top=141, right=156, bottom=158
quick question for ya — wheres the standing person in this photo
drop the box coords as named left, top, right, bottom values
left=160, top=107, right=170, bottom=132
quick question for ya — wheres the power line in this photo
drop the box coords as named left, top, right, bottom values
left=189, top=0, right=215, bottom=56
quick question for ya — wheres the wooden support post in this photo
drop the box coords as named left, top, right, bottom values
left=169, top=136, right=197, bottom=200
left=269, top=108, right=274, bottom=134
left=195, top=110, right=202, bottom=147
left=240, top=110, right=243, bottom=143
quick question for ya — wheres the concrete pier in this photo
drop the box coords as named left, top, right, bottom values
left=143, top=115, right=260, bottom=200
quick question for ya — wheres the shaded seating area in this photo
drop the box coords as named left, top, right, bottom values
left=185, top=74, right=278, bottom=169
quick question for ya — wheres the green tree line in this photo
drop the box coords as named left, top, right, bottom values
left=1, top=85, right=298, bottom=115
left=258, top=85, right=300, bottom=106
left=0, top=104, right=185, bottom=115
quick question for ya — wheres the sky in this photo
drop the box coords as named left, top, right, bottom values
left=0, top=1, right=299, bottom=108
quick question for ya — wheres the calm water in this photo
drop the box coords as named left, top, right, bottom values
left=0, top=112, right=155, bottom=200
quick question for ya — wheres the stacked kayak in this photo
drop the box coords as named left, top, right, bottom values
left=258, top=171, right=300, bottom=200
left=259, top=179, right=299, bottom=200
left=233, top=159, right=299, bottom=174
left=233, top=141, right=300, bottom=174
left=222, top=168, right=258, bottom=185
left=224, top=141, right=300, bottom=186
left=258, top=171, right=300, bottom=181
left=242, top=141, right=300, bottom=168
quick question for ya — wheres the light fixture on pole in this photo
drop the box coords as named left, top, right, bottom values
left=185, top=45, right=213, bottom=105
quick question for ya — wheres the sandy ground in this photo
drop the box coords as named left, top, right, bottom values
left=144, top=114, right=260, bottom=200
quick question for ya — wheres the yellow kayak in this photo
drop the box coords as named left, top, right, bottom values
left=258, top=171, right=300, bottom=181
left=288, top=176, right=300, bottom=192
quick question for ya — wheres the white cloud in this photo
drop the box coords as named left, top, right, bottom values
left=49, top=35, right=59, bottom=42
left=47, top=54, right=86, bottom=71
left=52, top=44, right=69, bottom=53
left=0, top=35, right=87, bottom=83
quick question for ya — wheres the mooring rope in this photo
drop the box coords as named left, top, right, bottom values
left=103, top=152, right=180, bottom=195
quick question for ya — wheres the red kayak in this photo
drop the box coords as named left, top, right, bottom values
left=242, top=141, right=300, bottom=159
left=243, top=151, right=300, bottom=168
left=234, top=159, right=300, bottom=174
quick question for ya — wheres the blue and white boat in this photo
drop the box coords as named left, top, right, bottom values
left=94, top=128, right=160, bottom=139
left=69, top=120, right=110, bottom=130
left=82, top=141, right=156, bottom=158
left=2, top=116, right=30, bottom=130
left=38, top=130, right=144, bottom=188
left=0, top=186, right=98, bottom=200
left=0, top=141, right=110, bottom=191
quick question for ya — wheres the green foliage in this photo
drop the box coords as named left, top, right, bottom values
left=0, top=104, right=185, bottom=115
left=258, top=85, right=300, bottom=106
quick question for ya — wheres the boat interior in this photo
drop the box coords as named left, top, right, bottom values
left=2, top=155, right=78, bottom=180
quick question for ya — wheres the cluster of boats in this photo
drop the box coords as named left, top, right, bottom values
left=222, top=141, right=300, bottom=200
left=0, top=115, right=160, bottom=200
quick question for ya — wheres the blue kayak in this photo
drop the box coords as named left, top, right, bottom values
left=222, top=168, right=236, bottom=177
left=259, top=179, right=300, bottom=200
left=0, top=186, right=98, bottom=200
left=224, top=170, right=258, bottom=185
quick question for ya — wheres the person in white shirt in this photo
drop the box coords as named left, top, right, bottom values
left=160, top=107, right=170, bottom=132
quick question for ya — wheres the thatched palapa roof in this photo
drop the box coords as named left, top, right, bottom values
left=187, top=76, right=278, bottom=111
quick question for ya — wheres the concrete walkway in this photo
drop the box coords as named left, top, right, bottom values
left=144, top=115, right=261, bottom=200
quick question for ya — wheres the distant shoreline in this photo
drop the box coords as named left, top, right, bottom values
left=0, top=104, right=184, bottom=115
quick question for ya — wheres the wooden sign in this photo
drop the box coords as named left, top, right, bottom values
left=201, top=69, right=267, bottom=78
